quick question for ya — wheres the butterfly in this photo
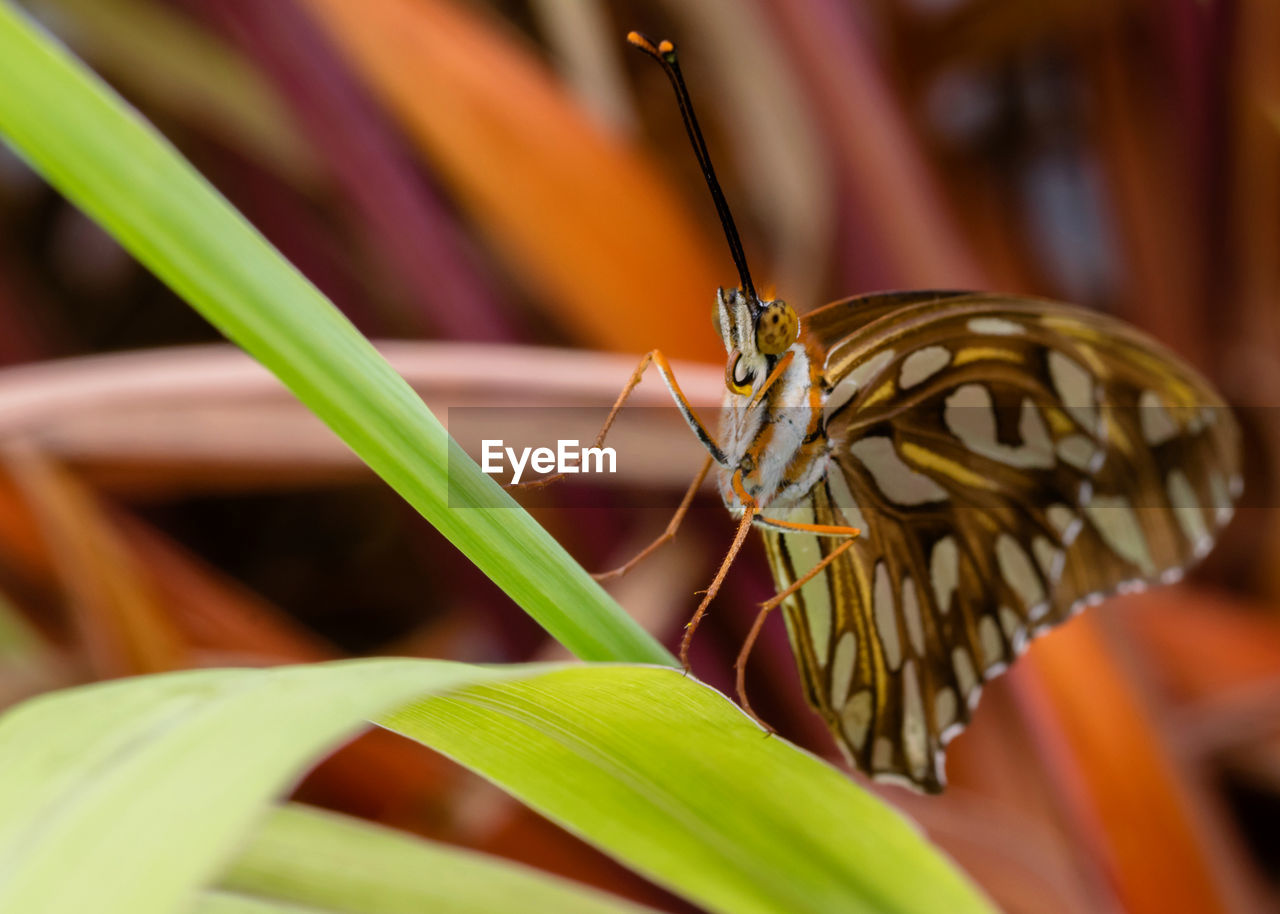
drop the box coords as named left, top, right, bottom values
left=601, top=34, right=1242, bottom=792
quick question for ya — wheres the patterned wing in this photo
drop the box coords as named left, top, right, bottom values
left=761, top=291, right=1241, bottom=792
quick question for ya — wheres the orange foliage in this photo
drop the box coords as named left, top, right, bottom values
left=301, top=0, right=725, bottom=362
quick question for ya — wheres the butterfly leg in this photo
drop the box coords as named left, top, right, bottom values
left=731, top=471, right=863, bottom=539
left=508, top=350, right=725, bottom=491
left=684, top=471, right=862, bottom=674
left=734, top=535, right=858, bottom=731
left=593, top=454, right=714, bottom=581
left=679, top=499, right=757, bottom=670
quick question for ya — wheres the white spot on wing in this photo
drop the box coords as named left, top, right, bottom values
left=1048, top=351, right=1098, bottom=433
left=899, top=346, right=951, bottom=388
left=1019, top=399, right=1054, bottom=460
left=1208, top=471, right=1233, bottom=525
left=945, top=385, right=1054, bottom=468
left=873, top=561, right=902, bottom=670
left=825, top=349, right=896, bottom=419
left=849, top=437, right=949, bottom=505
left=902, top=576, right=926, bottom=655
left=1139, top=390, right=1179, bottom=445
left=1085, top=496, right=1155, bottom=575
left=996, top=534, right=1046, bottom=606
left=930, top=537, right=959, bottom=614
left=967, top=316, right=1024, bottom=336
left=1167, top=469, right=1211, bottom=557
left=934, top=687, right=958, bottom=734
left=829, top=631, right=858, bottom=708
left=902, top=660, right=928, bottom=779
left=978, top=616, right=1005, bottom=671
left=841, top=691, right=872, bottom=751
left=1030, top=535, right=1054, bottom=571
left=952, top=646, right=979, bottom=706
left=998, top=606, right=1028, bottom=654
left=944, top=384, right=993, bottom=452
left=1046, top=504, right=1076, bottom=536
left=1056, top=434, right=1099, bottom=471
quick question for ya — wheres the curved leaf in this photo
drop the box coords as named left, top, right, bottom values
left=387, top=665, right=992, bottom=914
left=0, top=660, right=549, bottom=914
left=218, top=803, right=662, bottom=914
left=0, top=660, right=993, bottom=914
left=195, top=892, right=323, bottom=914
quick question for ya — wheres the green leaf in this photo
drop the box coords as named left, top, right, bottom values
left=386, top=665, right=992, bottom=914
left=218, top=803, right=662, bottom=914
left=0, top=661, right=994, bottom=914
left=194, top=891, right=324, bottom=914
left=0, top=660, right=548, bottom=914
left=0, top=0, right=671, bottom=667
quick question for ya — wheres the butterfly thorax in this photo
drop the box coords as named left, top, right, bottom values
left=713, top=288, right=830, bottom=515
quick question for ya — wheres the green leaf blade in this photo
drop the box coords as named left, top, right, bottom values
left=0, top=661, right=994, bottom=914
left=220, top=804, right=663, bottom=914
left=0, top=660, right=551, bottom=914
left=385, top=666, right=993, bottom=914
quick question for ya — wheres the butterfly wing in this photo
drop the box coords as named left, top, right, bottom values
left=761, top=291, right=1241, bottom=791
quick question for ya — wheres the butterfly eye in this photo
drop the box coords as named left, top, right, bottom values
left=726, top=350, right=754, bottom=395
left=756, top=300, right=799, bottom=355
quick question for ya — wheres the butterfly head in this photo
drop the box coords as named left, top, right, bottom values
left=715, top=287, right=800, bottom=396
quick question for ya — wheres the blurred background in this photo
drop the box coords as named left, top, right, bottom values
left=1, top=0, right=1279, bottom=911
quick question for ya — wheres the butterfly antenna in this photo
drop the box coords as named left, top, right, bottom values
left=628, top=31, right=758, bottom=306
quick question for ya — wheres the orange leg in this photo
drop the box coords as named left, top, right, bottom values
left=508, top=349, right=724, bottom=491
left=752, top=515, right=863, bottom=537
left=681, top=470, right=863, bottom=672
left=731, top=471, right=860, bottom=538
left=679, top=500, right=757, bottom=670
left=747, top=349, right=794, bottom=409
left=734, top=535, right=858, bottom=730
left=594, top=454, right=714, bottom=582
